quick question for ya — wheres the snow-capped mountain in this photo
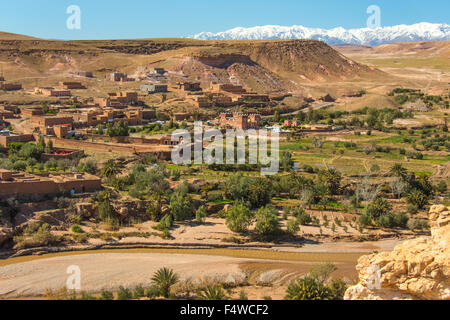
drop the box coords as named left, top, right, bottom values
left=191, top=22, right=450, bottom=46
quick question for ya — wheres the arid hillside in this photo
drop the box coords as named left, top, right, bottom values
left=0, top=35, right=383, bottom=94
left=0, top=31, right=41, bottom=40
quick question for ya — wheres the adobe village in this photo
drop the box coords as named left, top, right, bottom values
left=0, top=34, right=448, bottom=300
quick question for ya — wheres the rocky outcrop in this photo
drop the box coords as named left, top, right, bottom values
left=0, top=226, right=13, bottom=246
left=345, top=205, right=449, bottom=300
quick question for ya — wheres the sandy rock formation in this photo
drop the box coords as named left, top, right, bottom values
left=345, top=205, right=449, bottom=300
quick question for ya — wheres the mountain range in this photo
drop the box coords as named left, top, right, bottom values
left=191, top=22, right=450, bottom=46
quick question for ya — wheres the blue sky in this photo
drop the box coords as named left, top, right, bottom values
left=0, top=0, right=448, bottom=40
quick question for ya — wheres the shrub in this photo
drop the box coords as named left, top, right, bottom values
left=292, top=208, right=312, bottom=226
left=169, top=192, right=193, bottom=221
left=358, top=213, right=372, bottom=227
left=309, top=262, right=337, bottom=283
left=365, top=198, right=392, bottom=219
left=285, top=276, right=333, bottom=300
left=71, top=224, right=83, bottom=233
left=286, top=219, right=300, bottom=236
left=255, top=205, right=281, bottom=237
left=407, top=189, right=428, bottom=209
left=328, top=278, right=348, bottom=300
left=145, top=285, right=160, bottom=299
left=117, top=286, right=133, bottom=300
left=225, top=204, right=254, bottom=233
left=99, top=290, right=114, bottom=300
left=133, top=285, right=146, bottom=299
left=207, top=191, right=223, bottom=202
left=437, top=181, right=447, bottom=193
left=195, top=205, right=208, bottom=223
left=407, top=203, right=419, bottom=214
left=393, top=212, right=409, bottom=228
left=407, top=219, right=429, bottom=231
left=239, top=290, right=248, bottom=300
left=196, top=285, right=228, bottom=300
left=156, top=214, right=173, bottom=231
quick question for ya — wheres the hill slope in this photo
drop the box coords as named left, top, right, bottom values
left=0, top=31, right=41, bottom=40
left=0, top=36, right=382, bottom=93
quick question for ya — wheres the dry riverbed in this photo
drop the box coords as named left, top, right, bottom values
left=0, top=239, right=405, bottom=299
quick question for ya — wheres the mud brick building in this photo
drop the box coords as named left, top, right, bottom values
left=34, top=87, right=71, bottom=97
left=94, top=92, right=138, bottom=108
left=0, top=110, right=15, bottom=119
left=191, top=94, right=236, bottom=108
left=20, top=106, right=44, bottom=117
left=0, top=169, right=102, bottom=199
left=110, top=73, right=134, bottom=82
left=0, top=132, right=35, bottom=148
left=32, top=115, right=74, bottom=128
left=59, top=81, right=86, bottom=89
left=1, top=105, right=20, bottom=114
left=0, top=82, right=22, bottom=91
left=177, top=81, right=202, bottom=92
left=141, top=84, right=168, bottom=94
left=150, top=68, right=166, bottom=75
left=210, top=83, right=247, bottom=95
left=219, top=113, right=261, bottom=130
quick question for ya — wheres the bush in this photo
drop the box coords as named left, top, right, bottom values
left=71, top=224, right=83, bottom=233
left=407, top=219, right=429, bottom=231
left=197, top=285, right=228, bottom=300
left=407, top=189, right=428, bottom=209
left=133, top=285, right=146, bottom=299
left=285, top=276, right=333, bottom=300
left=255, top=205, right=281, bottom=237
left=77, top=159, right=98, bottom=175
left=156, top=214, right=173, bottom=231
left=407, top=203, right=419, bottom=214
left=145, top=285, right=160, bottom=299
left=14, top=223, right=60, bottom=249
left=169, top=192, right=193, bottom=221
left=286, top=219, right=300, bottom=236
left=393, top=212, right=409, bottom=228
left=328, top=278, right=348, bottom=300
left=366, top=198, right=392, bottom=219
left=117, top=286, right=133, bottom=300
left=437, top=181, right=447, bottom=193
left=292, top=207, right=312, bottom=225
left=358, top=213, right=372, bottom=227
left=225, top=204, right=254, bottom=233
left=195, top=205, right=208, bottom=223
left=99, top=290, right=114, bottom=300
left=207, top=191, right=223, bottom=202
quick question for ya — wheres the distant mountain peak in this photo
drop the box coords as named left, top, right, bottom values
left=191, top=22, right=450, bottom=46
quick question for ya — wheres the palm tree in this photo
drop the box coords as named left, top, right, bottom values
left=151, top=267, right=179, bottom=298
left=196, top=285, right=228, bottom=300
left=101, top=159, right=122, bottom=178
left=389, top=163, right=407, bottom=179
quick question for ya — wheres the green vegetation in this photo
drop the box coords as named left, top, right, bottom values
left=151, top=267, right=179, bottom=298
